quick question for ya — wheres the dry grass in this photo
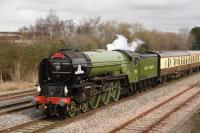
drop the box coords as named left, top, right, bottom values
left=0, top=81, right=35, bottom=92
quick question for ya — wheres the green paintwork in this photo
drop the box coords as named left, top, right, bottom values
left=81, top=102, right=88, bottom=113
left=84, top=49, right=158, bottom=84
left=120, top=53, right=139, bottom=83
left=89, top=94, right=101, bottom=109
left=84, top=49, right=138, bottom=83
left=138, top=56, right=158, bottom=81
left=84, top=50, right=126, bottom=77
left=68, top=101, right=76, bottom=117
left=111, top=82, right=121, bottom=101
left=101, top=90, right=111, bottom=105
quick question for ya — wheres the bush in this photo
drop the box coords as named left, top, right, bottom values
left=0, top=42, right=67, bottom=82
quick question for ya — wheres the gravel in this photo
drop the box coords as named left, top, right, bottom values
left=47, top=73, right=200, bottom=133
left=0, top=95, right=43, bottom=131
left=0, top=108, right=44, bottom=131
left=154, top=89, right=200, bottom=133
left=117, top=86, right=200, bottom=133
left=0, top=73, right=200, bottom=132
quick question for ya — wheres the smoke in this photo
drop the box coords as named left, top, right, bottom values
left=106, top=34, right=145, bottom=52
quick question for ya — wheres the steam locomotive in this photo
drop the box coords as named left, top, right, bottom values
left=35, top=49, right=200, bottom=117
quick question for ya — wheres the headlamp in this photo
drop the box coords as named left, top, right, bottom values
left=37, top=85, right=41, bottom=92
left=64, top=86, right=68, bottom=94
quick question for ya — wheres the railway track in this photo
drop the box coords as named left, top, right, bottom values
left=0, top=89, right=37, bottom=116
left=0, top=75, right=197, bottom=133
left=0, top=105, right=108, bottom=133
left=0, top=89, right=37, bottom=101
left=0, top=99, right=35, bottom=116
left=109, top=83, right=200, bottom=133
left=0, top=83, right=166, bottom=133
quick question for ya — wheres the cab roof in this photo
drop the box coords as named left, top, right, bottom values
left=152, top=51, right=189, bottom=57
left=115, top=50, right=157, bottom=58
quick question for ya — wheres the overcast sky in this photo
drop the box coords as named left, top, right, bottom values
left=0, top=0, right=199, bottom=32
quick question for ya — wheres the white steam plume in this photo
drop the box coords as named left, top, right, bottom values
left=106, top=34, right=145, bottom=52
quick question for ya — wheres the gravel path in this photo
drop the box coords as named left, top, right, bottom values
left=47, top=73, right=200, bottom=133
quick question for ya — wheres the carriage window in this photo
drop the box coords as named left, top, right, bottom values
left=133, top=57, right=139, bottom=65
left=191, top=56, right=193, bottom=63
left=181, top=58, right=182, bottom=65
left=168, top=59, right=170, bottom=68
left=174, top=59, right=175, bottom=66
left=170, top=58, right=172, bottom=66
left=181, top=57, right=183, bottom=65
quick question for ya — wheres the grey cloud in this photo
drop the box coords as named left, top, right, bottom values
left=0, top=0, right=199, bottom=32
